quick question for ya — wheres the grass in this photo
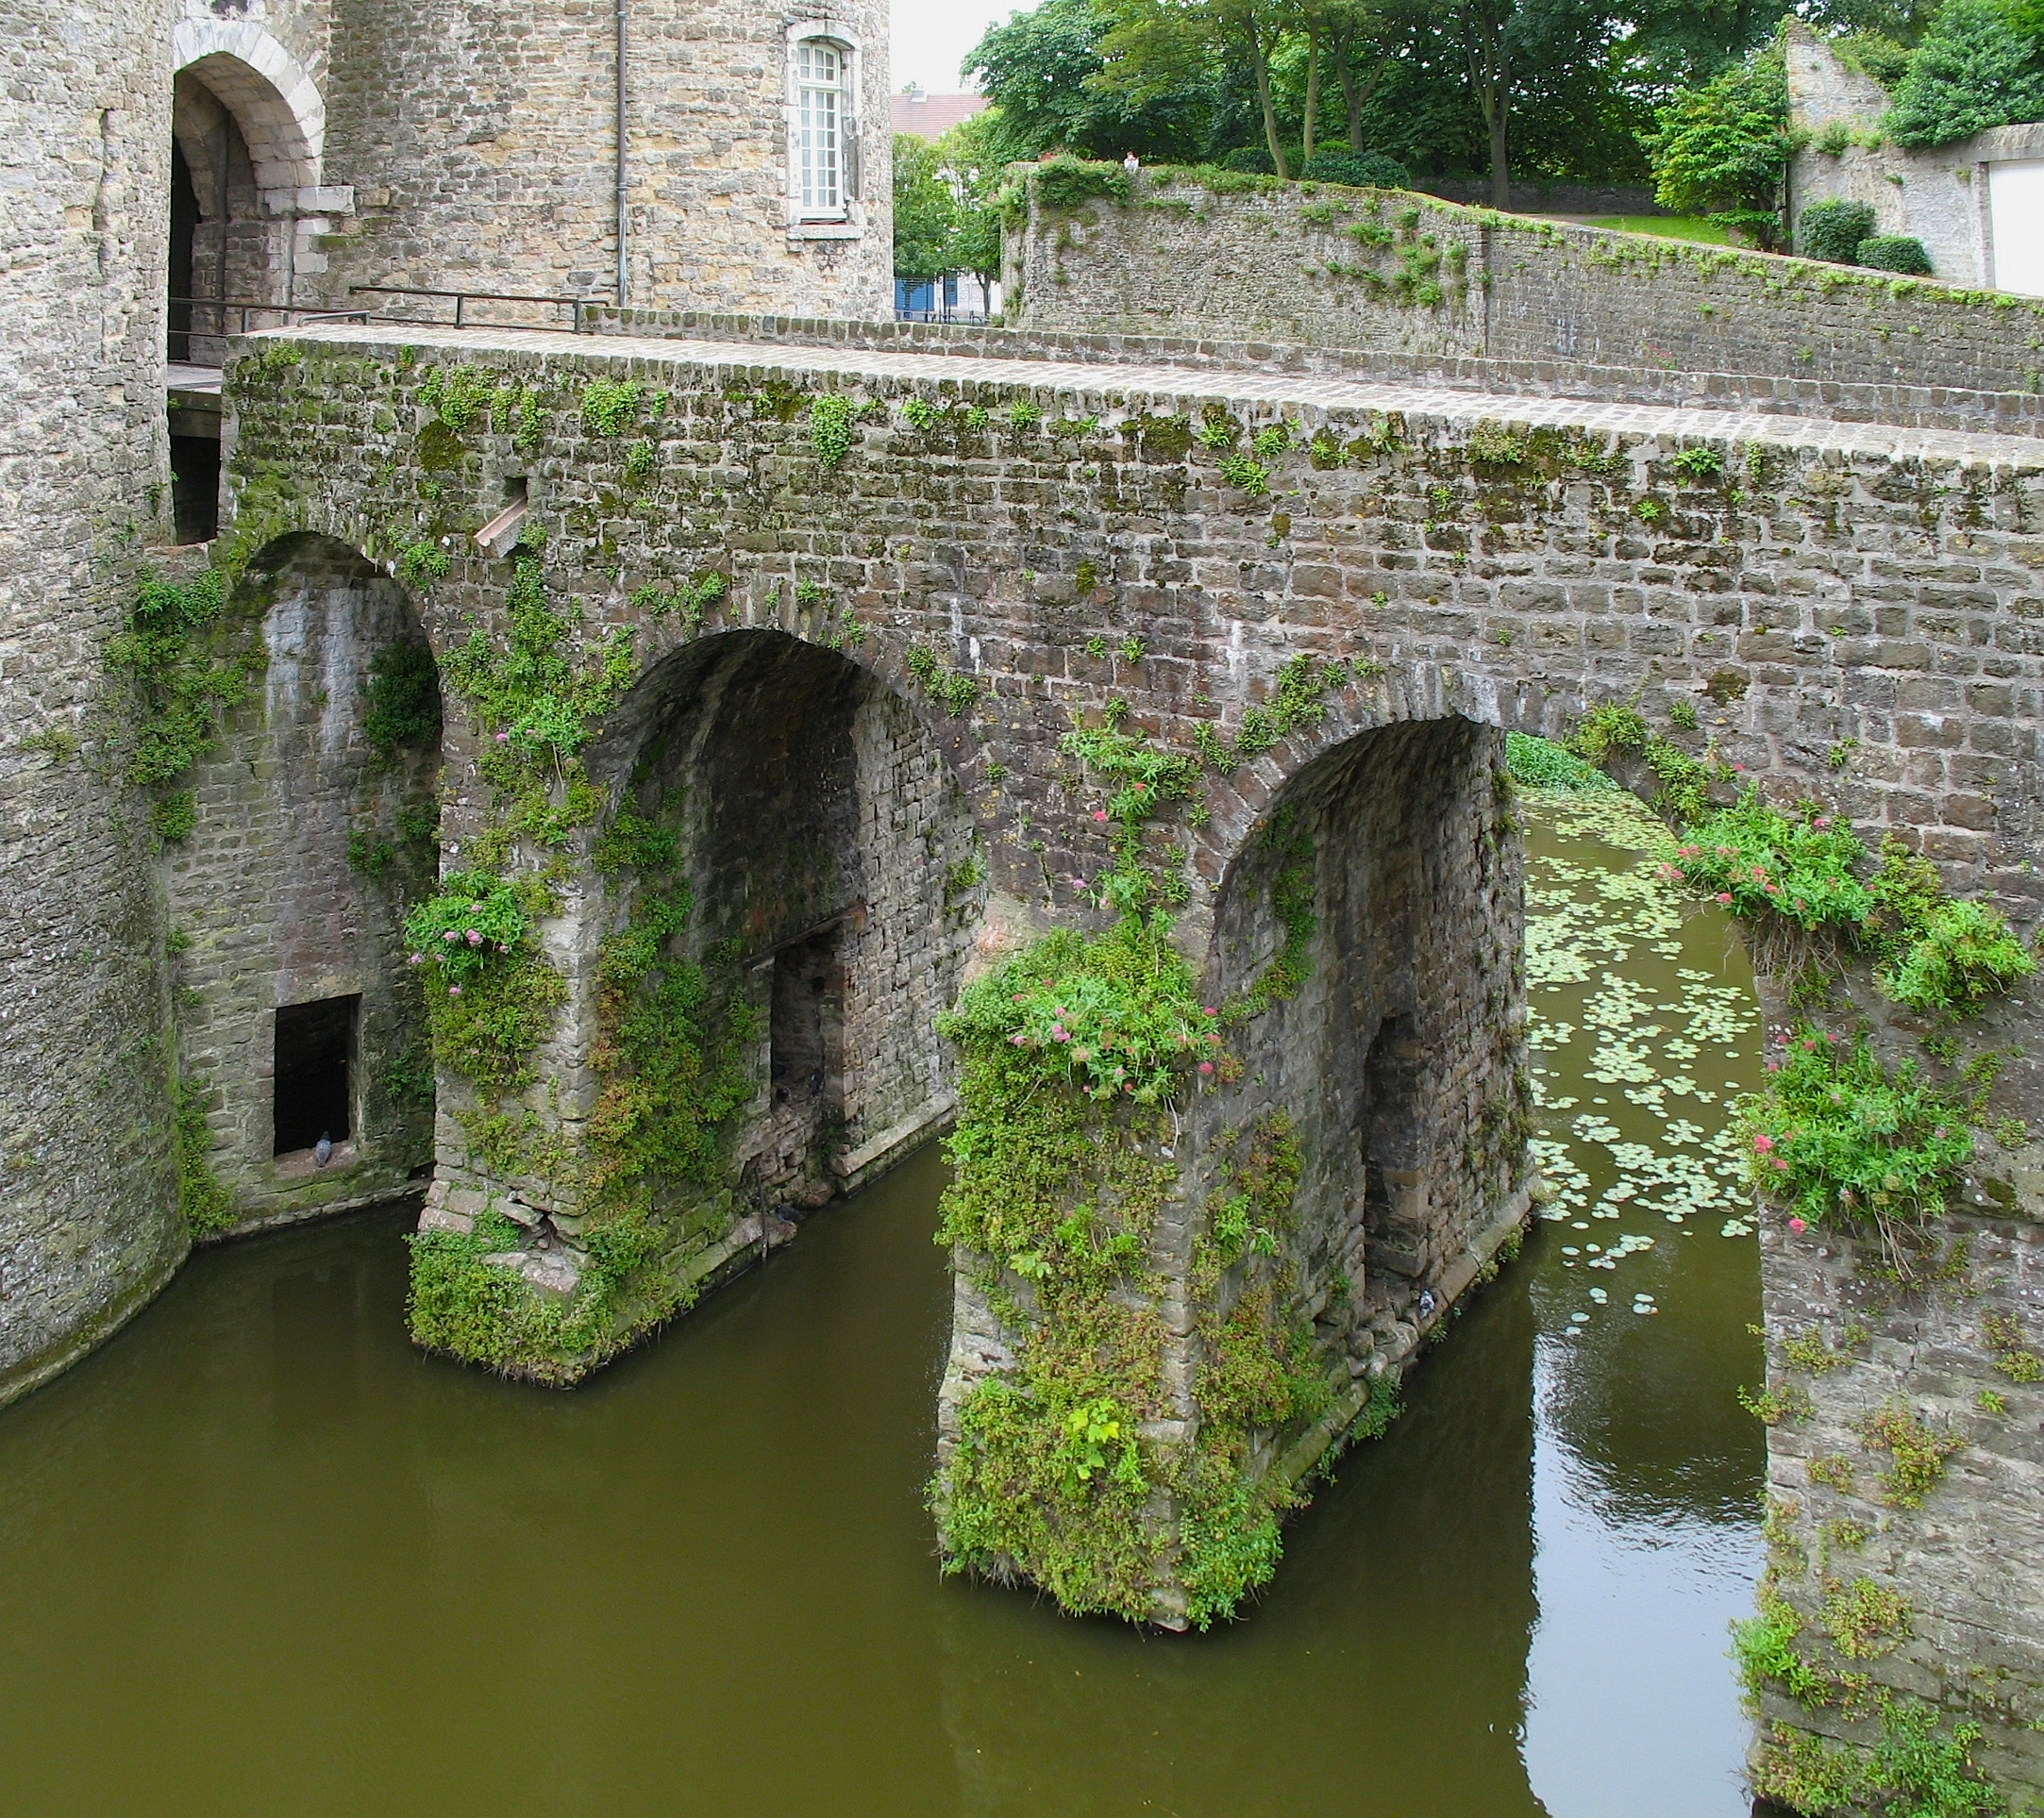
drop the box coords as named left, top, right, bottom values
left=1561, top=214, right=1737, bottom=244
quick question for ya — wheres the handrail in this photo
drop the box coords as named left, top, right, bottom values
left=348, top=285, right=607, bottom=332
left=167, top=298, right=374, bottom=367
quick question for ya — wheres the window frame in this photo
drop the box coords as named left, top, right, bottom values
left=784, top=20, right=864, bottom=239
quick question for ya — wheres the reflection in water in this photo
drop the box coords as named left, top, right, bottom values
left=0, top=798, right=1760, bottom=1818
left=1519, top=793, right=1767, bottom=1818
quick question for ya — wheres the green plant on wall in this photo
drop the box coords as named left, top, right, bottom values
left=106, top=567, right=263, bottom=807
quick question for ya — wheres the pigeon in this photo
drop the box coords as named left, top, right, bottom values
left=313, top=1132, right=333, bottom=1168
left=1416, top=1289, right=1438, bottom=1321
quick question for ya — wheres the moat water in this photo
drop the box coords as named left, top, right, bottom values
left=0, top=794, right=1766, bottom=1816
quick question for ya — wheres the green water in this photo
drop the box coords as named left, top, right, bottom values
left=0, top=798, right=1766, bottom=1817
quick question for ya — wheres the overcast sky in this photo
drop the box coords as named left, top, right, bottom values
left=889, top=0, right=1023, bottom=93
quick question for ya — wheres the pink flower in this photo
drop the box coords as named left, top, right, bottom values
left=1772, top=1158, right=1787, bottom=1171
left=1075, top=1047, right=1092, bottom=1061
left=1788, top=1216, right=1806, bottom=1234
left=1203, top=1007, right=1218, bottom=1017
left=1012, top=992, right=1026, bottom=1002
left=1733, top=762, right=1745, bottom=771
left=448, top=985, right=461, bottom=996
left=1765, top=1060, right=1780, bottom=1072
left=1009, top=1032, right=1026, bottom=1045
left=1753, top=1134, right=1774, bottom=1153
left=1053, top=1028, right=1069, bottom=1042
left=443, top=929, right=460, bottom=942
left=1132, top=781, right=1148, bottom=792
left=1813, top=816, right=1831, bottom=828
left=1198, top=1060, right=1215, bottom=1075
left=494, top=731, right=510, bottom=743
left=1093, top=809, right=1109, bottom=823
left=1717, top=892, right=1733, bottom=905
left=409, top=953, right=424, bottom=965
left=466, top=929, right=483, bottom=945
left=1207, top=1032, right=1222, bottom=1045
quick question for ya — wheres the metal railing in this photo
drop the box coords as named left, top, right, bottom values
left=894, top=307, right=992, bottom=325
left=348, top=285, right=607, bottom=333
left=169, top=298, right=373, bottom=366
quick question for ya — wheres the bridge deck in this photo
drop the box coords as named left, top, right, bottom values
left=273, top=321, right=2044, bottom=468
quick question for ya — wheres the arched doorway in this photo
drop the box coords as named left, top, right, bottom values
left=163, top=33, right=326, bottom=542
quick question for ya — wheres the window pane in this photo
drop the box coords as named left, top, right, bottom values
left=796, top=41, right=843, bottom=214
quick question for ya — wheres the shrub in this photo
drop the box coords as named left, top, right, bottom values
left=1671, top=795, right=1873, bottom=932
left=1886, top=0, right=2044, bottom=147
left=1878, top=895, right=2035, bottom=1012
left=1299, top=150, right=1412, bottom=190
left=1800, top=197, right=1876, bottom=263
left=1739, top=1026, right=1972, bottom=1229
left=1858, top=233, right=1934, bottom=274
left=402, top=871, right=531, bottom=985
left=1032, top=155, right=1131, bottom=211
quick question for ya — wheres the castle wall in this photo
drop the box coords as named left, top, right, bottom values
left=1007, top=171, right=2044, bottom=395
left=0, top=0, right=183, bottom=1405
left=314, top=0, right=891, bottom=321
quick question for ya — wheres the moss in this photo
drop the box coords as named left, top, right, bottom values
left=175, top=1075, right=234, bottom=1236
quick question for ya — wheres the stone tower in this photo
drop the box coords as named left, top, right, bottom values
left=0, top=0, right=891, bottom=1406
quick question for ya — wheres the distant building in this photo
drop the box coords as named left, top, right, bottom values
left=890, top=88, right=990, bottom=140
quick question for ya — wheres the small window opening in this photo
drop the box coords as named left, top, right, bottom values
left=170, top=434, right=220, bottom=544
left=274, top=994, right=360, bottom=1156
left=795, top=40, right=845, bottom=217
left=770, top=926, right=844, bottom=1110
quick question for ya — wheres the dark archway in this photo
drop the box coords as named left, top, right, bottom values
left=591, top=629, right=982, bottom=1216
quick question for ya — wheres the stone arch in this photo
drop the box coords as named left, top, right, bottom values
left=170, top=23, right=325, bottom=192
left=1198, top=711, right=1530, bottom=1358
left=587, top=626, right=983, bottom=1209
left=164, top=533, right=443, bottom=1233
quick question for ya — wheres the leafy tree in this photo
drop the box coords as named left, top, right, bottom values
left=1646, top=37, right=1791, bottom=242
left=966, top=0, right=1215, bottom=160
left=893, top=133, right=958, bottom=288
left=1884, top=0, right=2044, bottom=144
left=933, top=115, right=1008, bottom=290
left=1097, top=0, right=1298, bottom=175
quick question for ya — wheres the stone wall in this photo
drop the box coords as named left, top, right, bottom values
left=164, top=534, right=438, bottom=1235
left=314, top=0, right=892, bottom=321
left=0, top=0, right=186, bottom=1408
left=1007, top=170, right=2044, bottom=396
left=1784, top=24, right=2044, bottom=293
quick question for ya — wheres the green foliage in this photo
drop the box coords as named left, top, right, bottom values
left=1298, top=149, right=1412, bottom=188
left=584, top=809, right=760, bottom=1228
left=1886, top=0, right=2044, bottom=146
left=894, top=132, right=961, bottom=287
left=1740, top=1025, right=1971, bottom=1229
left=403, top=871, right=529, bottom=985
left=1983, top=1310, right=2043, bottom=1381
left=151, top=792, right=196, bottom=841
left=1861, top=1400, right=1967, bottom=1508
left=810, top=393, right=858, bottom=468
left=1672, top=795, right=1874, bottom=931
left=1032, top=155, right=1132, bottom=211
left=1879, top=895, right=2036, bottom=1013
left=1217, top=452, right=1270, bottom=494
left=360, top=642, right=442, bottom=759
left=1823, top=1576, right=1912, bottom=1658
left=175, top=1076, right=234, bottom=1236
left=1801, top=197, right=1878, bottom=262
left=1646, top=42, right=1791, bottom=243
left=1756, top=1697, right=2002, bottom=1816
left=1505, top=730, right=1619, bottom=793
left=1858, top=233, right=1935, bottom=274
left=904, top=643, right=981, bottom=715
left=1734, top=1592, right=1829, bottom=1705
left=1673, top=445, right=1724, bottom=479
left=579, top=379, right=645, bottom=437
left=106, top=566, right=260, bottom=790
left=417, top=364, right=494, bottom=433
left=1567, top=701, right=1713, bottom=818
left=397, top=541, right=451, bottom=584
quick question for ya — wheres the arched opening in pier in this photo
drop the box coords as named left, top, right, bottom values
left=591, top=629, right=981, bottom=1217
left=1202, top=715, right=1524, bottom=1361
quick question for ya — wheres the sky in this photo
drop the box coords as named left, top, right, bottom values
left=889, top=0, right=1023, bottom=94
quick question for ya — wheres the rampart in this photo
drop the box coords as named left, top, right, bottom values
left=1004, top=168, right=2044, bottom=400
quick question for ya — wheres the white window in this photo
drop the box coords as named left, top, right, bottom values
left=796, top=39, right=846, bottom=219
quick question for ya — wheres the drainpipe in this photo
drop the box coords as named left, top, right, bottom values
left=615, top=0, right=629, bottom=309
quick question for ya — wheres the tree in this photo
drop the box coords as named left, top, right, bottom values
left=934, top=115, right=1008, bottom=292
left=893, top=133, right=958, bottom=289
left=1884, top=0, right=2044, bottom=144
left=1645, top=37, right=1790, bottom=242
left=965, top=0, right=1215, bottom=160
left=1096, top=0, right=1298, bottom=175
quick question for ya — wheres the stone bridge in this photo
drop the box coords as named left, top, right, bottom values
left=193, top=315, right=2044, bottom=1626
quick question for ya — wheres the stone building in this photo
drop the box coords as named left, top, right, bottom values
left=0, top=0, right=890, bottom=1407
left=1785, top=23, right=2044, bottom=295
